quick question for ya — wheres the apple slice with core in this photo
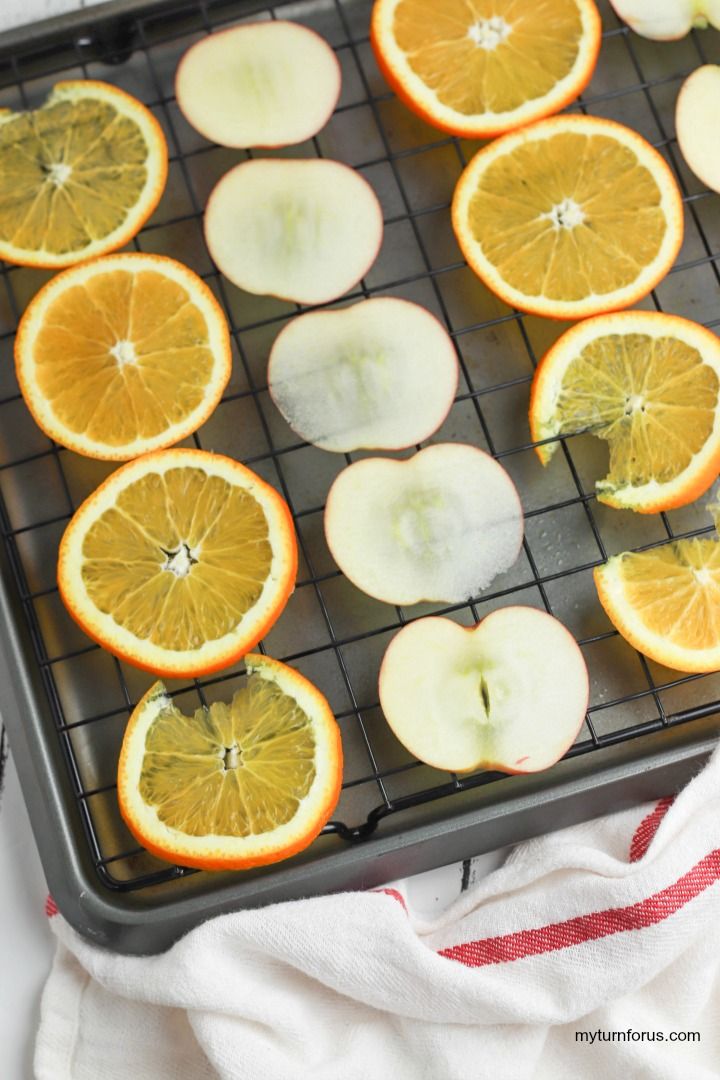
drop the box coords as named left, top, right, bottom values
left=267, top=298, right=459, bottom=452
left=609, top=0, right=720, bottom=39
left=205, top=159, right=383, bottom=305
left=175, top=21, right=341, bottom=149
left=379, top=609, right=589, bottom=774
left=324, top=443, right=524, bottom=605
left=676, top=66, right=720, bottom=194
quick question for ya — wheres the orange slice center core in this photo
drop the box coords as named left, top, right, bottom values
left=32, top=268, right=216, bottom=446
left=616, top=540, right=720, bottom=650
left=80, top=466, right=273, bottom=651
left=467, top=132, right=668, bottom=300
left=0, top=96, right=150, bottom=256
left=139, top=676, right=316, bottom=837
left=467, top=16, right=512, bottom=49
left=393, top=0, right=584, bottom=116
left=547, top=333, right=718, bottom=491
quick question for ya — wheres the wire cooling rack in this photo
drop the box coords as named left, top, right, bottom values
left=2, top=0, right=720, bottom=907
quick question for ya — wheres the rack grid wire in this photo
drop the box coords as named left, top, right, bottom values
left=1, top=0, right=720, bottom=895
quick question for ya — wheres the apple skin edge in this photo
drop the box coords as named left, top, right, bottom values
left=609, top=0, right=720, bottom=40
left=203, top=158, right=384, bottom=307
left=378, top=608, right=590, bottom=777
left=266, top=298, right=460, bottom=454
left=175, top=21, right=342, bottom=150
left=480, top=605, right=589, bottom=777
left=323, top=443, right=525, bottom=607
left=676, top=65, right=720, bottom=195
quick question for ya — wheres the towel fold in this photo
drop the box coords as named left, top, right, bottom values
left=35, top=745, right=720, bottom=1079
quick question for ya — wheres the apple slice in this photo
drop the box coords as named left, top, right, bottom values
left=268, top=298, right=459, bottom=452
left=379, top=609, right=589, bottom=774
left=676, top=66, right=720, bottom=194
left=205, top=159, right=383, bottom=305
left=609, top=0, right=720, bottom=39
left=324, top=443, right=524, bottom=605
left=175, top=21, right=341, bottom=148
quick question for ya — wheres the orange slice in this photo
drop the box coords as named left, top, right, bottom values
left=595, top=536, right=720, bottom=672
left=0, top=81, right=167, bottom=268
left=16, top=253, right=231, bottom=460
left=452, top=114, right=684, bottom=320
left=529, top=311, right=720, bottom=513
left=370, top=0, right=602, bottom=138
left=118, top=655, right=342, bottom=870
left=58, top=449, right=297, bottom=677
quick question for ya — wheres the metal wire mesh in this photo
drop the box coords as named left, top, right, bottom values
left=2, top=0, right=720, bottom=893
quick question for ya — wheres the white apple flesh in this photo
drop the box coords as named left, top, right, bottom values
left=267, top=298, right=459, bottom=452
left=609, top=0, right=720, bottom=39
left=204, top=159, right=383, bottom=305
left=175, top=21, right=341, bottom=148
left=676, top=66, right=720, bottom=194
left=378, top=609, right=589, bottom=774
left=324, top=443, right=524, bottom=605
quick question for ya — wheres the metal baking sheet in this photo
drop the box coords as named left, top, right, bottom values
left=1, top=0, right=720, bottom=954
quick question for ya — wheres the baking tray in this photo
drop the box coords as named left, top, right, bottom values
left=2, top=0, right=720, bottom=955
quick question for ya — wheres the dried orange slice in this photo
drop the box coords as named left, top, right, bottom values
left=118, top=656, right=342, bottom=870
left=16, top=253, right=231, bottom=460
left=595, top=536, right=720, bottom=673
left=0, top=81, right=167, bottom=268
left=58, top=449, right=297, bottom=677
left=370, top=0, right=602, bottom=138
left=452, top=115, right=684, bottom=320
left=529, top=311, right=720, bottom=513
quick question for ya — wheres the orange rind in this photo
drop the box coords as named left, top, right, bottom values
left=529, top=311, right=720, bottom=513
left=595, top=535, right=720, bottom=673
left=0, top=81, right=167, bottom=268
left=118, top=656, right=343, bottom=870
left=371, top=0, right=602, bottom=138
left=58, top=449, right=297, bottom=678
left=16, top=253, right=231, bottom=461
left=452, top=114, right=684, bottom=320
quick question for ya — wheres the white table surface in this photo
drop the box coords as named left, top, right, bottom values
left=0, top=749, right=55, bottom=1080
left=4, top=0, right=105, bottom=31
left=0, top=3, right=509, bottom=1076
left=0, top=10, right=103, bottom=1078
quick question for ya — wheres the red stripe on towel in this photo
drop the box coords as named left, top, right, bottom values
left=45, top=895, right=57, bottom=918
left=630, top=796, right=675, bottom=862
left=374, top=888, right=407, bottom=911
left=439, top=848, right=720, bottom=967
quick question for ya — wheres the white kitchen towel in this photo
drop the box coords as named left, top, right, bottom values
left=35, top=745, right=720, bottom=1080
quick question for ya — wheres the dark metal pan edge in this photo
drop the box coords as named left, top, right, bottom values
left=1, top=0, right=719, bottom=954
left=0, top=0, right=178, bottom=56
left=3, top=539, right=716, bottom=954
